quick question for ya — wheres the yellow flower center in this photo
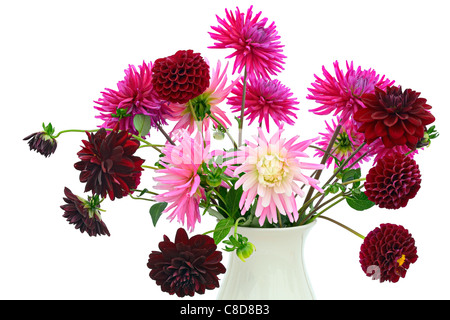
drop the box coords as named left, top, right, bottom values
left=256, top=153, right=288, bottom=187
left=397, top=254, right=406, bottom=267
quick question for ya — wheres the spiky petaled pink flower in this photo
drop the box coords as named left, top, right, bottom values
left=315, top=117, right=371, bottom=169
left=227, top=76, right=299, bottom=131
left=369, top=138, right=418, bottom=163
left=224, top=128, right=324, bottom=225
left=209, top=6, right=286, bottom=79
left=154, top=131, right=210, bottom=232
left=307, top=61, right=394, bottom=122
left=94, top=61, right=171, bottom=137
left=169, top=61, right=240, bottom=135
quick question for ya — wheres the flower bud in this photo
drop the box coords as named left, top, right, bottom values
left=236, top=241, right=256, bottom=262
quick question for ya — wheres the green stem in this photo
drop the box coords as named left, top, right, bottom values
left=142, top=165, right=160, bottom=170
left=209, top=113, right=238, bottom=150
left=53, top=128, right=98, bottom=138
left=318, top=215, right=365, bottom=240
left=238, top=67, right=248, bottom=147
left=342, top=177, right=366, bottom=186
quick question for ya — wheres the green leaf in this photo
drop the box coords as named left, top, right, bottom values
left=133, top=114, right=151, bottom=137
left=149, top=202, right=167, bottom=227
left=346, top=192, right=374, bottom=211
left=342, top=168, right=361, bottom=183
left=213, top=217, right=235, bottom=245
left=225, top=185, right=243, bottom=219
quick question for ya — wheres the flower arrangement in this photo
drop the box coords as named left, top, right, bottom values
left=24, top=5, right=438, bottom=298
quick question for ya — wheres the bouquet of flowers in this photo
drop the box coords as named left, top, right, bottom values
left=24, top=6, right=438, bottom=298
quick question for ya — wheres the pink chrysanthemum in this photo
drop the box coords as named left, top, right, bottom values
left=209, top=6, right=286, bottom=79
left=307, top=61, right=394, bottom=122
left=224, top=128, right=324, bottom=225
left=154, top=131, right=210, bottom=232
left=94, top=61, right=171, bottom=136
left=315, top=118, right=371, bottom=169
left=169, top=61, right=240, bottom=135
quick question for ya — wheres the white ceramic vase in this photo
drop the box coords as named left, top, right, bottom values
left=217, top=221, right=316, bottom=300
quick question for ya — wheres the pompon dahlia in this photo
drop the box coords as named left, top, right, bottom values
left=94, top=61, right=171, bottom=136
left=209, top=6, right=286, bottom=79
left=360, top=223, right=418, bottom=283
left=147, top=228, right=226, bottom=297
left=355, top=86, right=435, bottom=149
left=307, top=61, right=394, bottom=122
left=224, top=127, right=324, bottom=225
left=169, top=60, right=239, bottom=135
left=154, top=130, right=210, bottom=232
left=60, top=187, right=110, bottom=237
left=364, top=152, right=421, bottom=209
left=227, top=76, right=299, bottom=131
left=315, top=118, right=371, bottom=169
left=74, top=128, right=144, bottom=201
left=151, top=50, right=210, bottom=104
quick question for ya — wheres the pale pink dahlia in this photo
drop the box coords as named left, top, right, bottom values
left=154, top=131, right=210, bottom=232
left=315, top=118, right=371, bottom=169
left=94, top=61, right=171, bottom=136
left=224, top=128, right=324, bottom=225
left=169, top=61, right=240, bottom=135
left=307, top=61, right=394, bottom=122
left=209, top=6, right=286, bottom=79
left=227, top=76, right=299, bottom=131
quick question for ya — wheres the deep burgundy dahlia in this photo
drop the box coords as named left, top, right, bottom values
left=147, top=228, right=226, bottom=297
left=364, top=152, right=421, bottom=209
left=23, top=131, right=57, bottom=157
left=60, top=187, right=110, bottom=237
left=355, top=86, right=435, bottom=149
left=360, top=223, right=418, bottom=283
left=74, top=128, right=144, bottom=201
left=151, top=50, right=210, bottom=104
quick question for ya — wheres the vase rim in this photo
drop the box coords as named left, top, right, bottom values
left=237, top=219, right=317, bottom=232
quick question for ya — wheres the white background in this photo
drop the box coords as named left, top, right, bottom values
left=1, top=0, right=449, bottom=300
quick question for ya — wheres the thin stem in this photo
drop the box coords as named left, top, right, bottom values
left=303, top=124, right=342, bottom=205
left=142, top=165, right=160, bottom=170
left=318, top=215, right=365, bottom=240
left=238, top=67, right=248, bottom=147
left=156, top=123, right=175, bottom=145
left=342, top=177, right=366, bottom=186
left=209, top=113, right=238, bottom=150
left=53, top=128, right=99, bottom=138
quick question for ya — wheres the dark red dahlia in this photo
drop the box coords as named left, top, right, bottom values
left=24, top=123, right=58, bottom=157
left=151, top=49, right=210, bottom=104
left=147, top=228, right=226, bottom=297
left=364, top=152, right=421, bottom=209
left=355, top=86, right=435, bottom=149
left=74, top=128, right=144, bottom=200
left=60, top=187, right=110, bottom=237
left=360, top=223, right=418, bottom=283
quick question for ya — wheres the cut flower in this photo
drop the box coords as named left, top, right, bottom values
left=209, top=5, right=286, bottom=79
left=74, top=128, right=144, bottom=201
left=224, top=127, right=324, bottom=225
left=147, top=228, right=226, bottom=297
left=360, top=223, right=418, bottom=283
left=227, top=76, right=299, bottom=131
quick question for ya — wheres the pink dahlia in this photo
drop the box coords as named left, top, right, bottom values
left=209, top=6, right=286, bottom=79
left=315, top=118, right=371, bottom=169
left=307, top=61, right=394, bottom=122
left=94, top=61, right=171, bottom=137
left=224, top=128, right=324, bottom=225
left=169, top=61, right=239, bottom=135
left=154, top=131, right=210, bottom=232
left=227, top=76, right=299, bottom=131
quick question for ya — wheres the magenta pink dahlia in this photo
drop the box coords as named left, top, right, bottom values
left=209, top=6, right=286, bottom=79
left=224, top=128, right=324, bottom=225
left=360, top=223, right=418, bottom=283
left=227, top=76, right=299, bottom=131
left=307, top=61, right=394, bottom=122
left=154, top=131, right=210, bottom=232
left=364, top=152, right=421, bottom=209
left=94, top=61, right=171, bottom=137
